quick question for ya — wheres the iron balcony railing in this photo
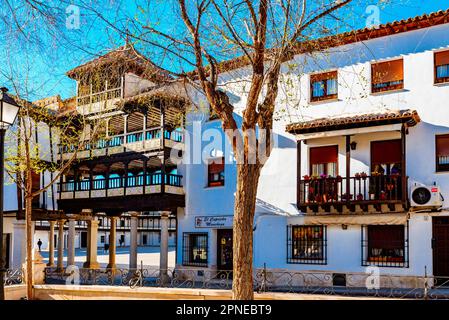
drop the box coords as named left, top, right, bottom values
left=58, top=173, right=183, bottom=192
left=59, top=128, right=183, bottom=154
left=298, top=174, right=407, bottom=207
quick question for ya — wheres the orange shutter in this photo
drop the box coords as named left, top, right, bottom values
left=436, top=135, right=449, bottom=156
left=209, top=157, right=224, bottom=174
left=310, top=71, right=337, bottom=83
left=371, top=140, right=402, bottom=164
left=435, top=51, right=449, bottom=66
left=310, top=146, right=338, bottom=164
left=372, top=59, right=403, bottom=84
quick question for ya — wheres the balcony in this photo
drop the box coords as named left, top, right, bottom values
left=76, top=87, right=122, bottom=114
left=59, top=128, right=183, bottom=161
left=298, top=174, right=408, bottom=214
left=57, top=172, right=184, bottom=214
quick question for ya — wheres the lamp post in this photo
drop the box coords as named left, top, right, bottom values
left=0, top=87, right=21, bottom=300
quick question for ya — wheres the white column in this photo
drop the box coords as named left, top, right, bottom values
left=67, top=220, right=76, bottom=266
left=129, top=212, right=139, bottom=269
left=159, top=212, right=170, bottom=281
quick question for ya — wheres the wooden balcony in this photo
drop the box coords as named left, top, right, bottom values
left=59, top=128, right=183, bottom=161
left=298, top=175, right=408, bottom=214
left=57, top=173, right=184, bottom=214
left=76, top=87, right=122, bottom=114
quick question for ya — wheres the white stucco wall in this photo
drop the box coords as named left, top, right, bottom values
left=177, top=22, right=449, bottom=277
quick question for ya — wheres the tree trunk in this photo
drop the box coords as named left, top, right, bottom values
left=25, top=195, right=33, bottom=300
left=232, top=163, right=261, bottom=300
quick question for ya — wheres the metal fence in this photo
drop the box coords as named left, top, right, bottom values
left=43, top=266, right=449, bottom=299
left=3, top=269, right=24, bottom=286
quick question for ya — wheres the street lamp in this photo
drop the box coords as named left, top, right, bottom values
left=0, top=87, right=22, bottom=300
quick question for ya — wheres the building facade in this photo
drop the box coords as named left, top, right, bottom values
left=176, top=10, right=449, bottom=287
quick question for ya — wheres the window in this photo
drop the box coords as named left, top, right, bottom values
left=208, top=157, right=225, bottom=187
left=182, top=233, right=208, bottom=267
left=362, top=224, right=409, bottom=267
left=100, top=235, right=105, bottom=244
left=371, top=59, right=404, bottom=93
left=287, top=225, right=327, bottom=264
left=435, top=51, right=449, bottom=84
left=436, top=134, right=449, bottom=172
left=310, top=71, right=338, bottom=102
left=310, top=146, right=338, bottom=177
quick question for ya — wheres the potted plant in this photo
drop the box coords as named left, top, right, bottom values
left=360, top=172, right=368, bottom=180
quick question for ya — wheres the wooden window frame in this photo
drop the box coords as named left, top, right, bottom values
left=208, top=157, right=225, bottom=187
left=371, top=59, right=404, bottom=93
left=436, top=134, right=449, bottom=172
left=435, top=50, right=449, bottom=84
left=310, top=71, right=338, bottom=102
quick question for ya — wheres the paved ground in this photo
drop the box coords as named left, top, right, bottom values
left=38, top=246, right=176, bottom=268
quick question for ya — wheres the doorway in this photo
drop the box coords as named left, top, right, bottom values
left=80, top=231, right=87, bottom=248
left=217, top=229, right=233, bottom=271
left=433, top=217, right=449, bottom=282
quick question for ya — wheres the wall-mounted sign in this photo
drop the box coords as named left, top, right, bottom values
left=195, top=216, right=233, bottom=229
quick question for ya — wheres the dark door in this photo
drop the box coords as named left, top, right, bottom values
left=217, top=229, right=233, bottom=271
left=433, top=217, right=449, bottom=280
left=143, top=234, right=148, bottom=246
left=80, top=231, right=88, bottom=248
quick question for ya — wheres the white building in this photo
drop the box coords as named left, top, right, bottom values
left=176, top=9, right=449, bottom=286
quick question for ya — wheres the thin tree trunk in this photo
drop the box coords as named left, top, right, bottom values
left=25, top=195, right=33, bottom=300
left=232, top=163, right=261, bottom=300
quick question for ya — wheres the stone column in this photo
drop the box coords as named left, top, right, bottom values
left=12, top=221, right=26, bottom=269
left=129, top=212, right=139, bottom=269
left=107, top=216, right=117, bottom=270
left=159, top=212, right=170, bottom=282
left=57, top=220, right=66, bottom=271
left=67, top=220, right=76, bottom=266
left=47, top=221, right=56, bottom=267
left=83, top=218, right=100, bottom=269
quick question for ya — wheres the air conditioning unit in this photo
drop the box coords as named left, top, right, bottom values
left=410, top=185, right=443, bottom=211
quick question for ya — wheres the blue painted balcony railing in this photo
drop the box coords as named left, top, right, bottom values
left=58, top=173, right=183, bottom=192
left=59, top=128, right=183, bottom=154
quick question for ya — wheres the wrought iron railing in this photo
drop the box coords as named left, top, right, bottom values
left=3, top=269, right=24, bottom=286
left=299, top=175, right=406, bottom=207
left=43, top=266, right=449, bottom=299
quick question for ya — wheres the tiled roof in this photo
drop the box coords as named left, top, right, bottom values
left=66, top=43, right=172, bottom=83
left=198, top=9, right=449, bottom=75
left=286, top=109, right=421, bottom=134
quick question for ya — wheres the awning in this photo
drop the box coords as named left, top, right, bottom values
left=286, top=109, right=420, bottom=137
left=303, top=213, right=409, bottom=225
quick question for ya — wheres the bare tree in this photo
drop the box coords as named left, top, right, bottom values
left=120, top=0, right=356, bottom=299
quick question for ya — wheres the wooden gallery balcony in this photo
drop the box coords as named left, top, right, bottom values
left=286, top=109, right=422, bottom=215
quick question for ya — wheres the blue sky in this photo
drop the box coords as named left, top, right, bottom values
left=1, top=0, right=449, bottom=101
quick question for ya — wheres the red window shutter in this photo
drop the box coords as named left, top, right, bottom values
left=372, top=59, right=403, bottom=84
left=310, top=146, right=338, bottom=164
left=435, top=51, right=449, bottom=66
left=368, top=225, right=404, bottom=249
left=371, top=140, right=402, bottom=164
left=436, top=135, right=449, bottom=156
left=208, top=157, right=224, bottom=174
